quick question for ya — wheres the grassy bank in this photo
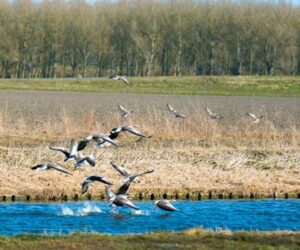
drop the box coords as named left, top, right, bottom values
left=0, top=229, right=299, bottom=250
left=0, top=76, right=300, bottom=96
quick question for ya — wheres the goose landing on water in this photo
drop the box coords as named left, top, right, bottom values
left=31, top=162, right=70, bottom=174
left=153, top=199, right=177, bottom=212
left=105, top=186, right=139, bottom=212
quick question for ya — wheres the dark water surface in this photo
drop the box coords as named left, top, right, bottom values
left=0, top=200, right=299, bottom=236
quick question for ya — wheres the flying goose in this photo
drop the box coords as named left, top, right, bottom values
left=77, top=134, right=119, bottom=151
left=205, top=107, right=224, bottom=120
left=49, top=139, right=78, bottom=161
left=81, top=175, right=113, bottom=194
left=153, top=199, right=177, bottom=212
left=167, top=104, right=186, bottom=118
left=95, top=125, right=150, bottom=148
left=111, top=125, right=150, bottom=139
left=118, top=104, right=133, bottom=119
left=247, top=112, right=262, bottom=123
left=111, top=75, right=129, bottom=84
left=105, top=186, right=139, bottom=211
left=110, top=162, right=154, bottom=183
left=31, top=162, right=70, bottom=174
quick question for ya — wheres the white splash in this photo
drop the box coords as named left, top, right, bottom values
left=77, top=202, right=102, bottom=216
left=61, top=206, right=75, bottom=216
left=131, top=210, right=149, bottom=216
left=60, top=202, right=101, bottom=216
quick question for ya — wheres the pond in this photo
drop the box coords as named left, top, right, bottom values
left=0, top=200, right=299, bottom=236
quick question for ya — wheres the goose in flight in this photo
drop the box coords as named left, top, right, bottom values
left=110, top=162, right=154, bottom=183
left=49, top=139, right=78, bottom=161
left=205, top=107, right=224, bottom=120
left=110, top=125, right=150, bottom=140
left=74, top=154, right=96, bottom=167
left=105, top=185, right=139, bottom=211
left=153, top=199, right=177, bottom=212
left=81, top=175, right=113, bottom=194
left=77, top=134, right=119, bottom=151
left=111, top=75, right=129, bottom=84
left=167, top=104, right=186, bottom=118
left=31, top=162, right=70, bottom=174
left=118, top=104, right=133, bottom=119
left=247, top=112, right=262, bottom=123
left=96, top=125, right=150, bottom=148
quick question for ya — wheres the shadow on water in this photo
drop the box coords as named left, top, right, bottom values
left=0, top=200, right=300, bottom=236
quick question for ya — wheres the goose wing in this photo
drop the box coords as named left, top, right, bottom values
left=49, top=146, right=70, bottom=158
left=93, top=135, right=119, bottom=147
left=77, top=138, right=91, bottom=151
left=121, top=125, right=147, bottom=138
left=110, top=162, right=130, bottom=177
left=31, top=163, right=47, bottom=171
left=176, top=112, right=186, bottom=118
left=82, top=176, right=113, bottom=194
left=120, top=76, right=129, bottom=84
left=86, top=155, right=96, bottom=166
left=115, top=195, right=139, bottom=210
left=105, top=185, right=116, bottom=201
left=247, top=112, right=258, bottom=120
left=116, top=181, right=131, bottom=195
left=47, top=163, right=70, bottom=174
left=69, top=139, right=78, bottom=157
left=167, top=104, right=176, bottom=114
left=118, top=104, right=127, bottom=113
left=87, top=175, right=113, bottom=185
left=129, top=169, right=154, bottom=182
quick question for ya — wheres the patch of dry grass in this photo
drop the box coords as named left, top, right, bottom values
left=0, top=105, right=298, bottom=197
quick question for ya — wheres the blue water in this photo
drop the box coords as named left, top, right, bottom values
left=0, top=200, right=299, bottom=236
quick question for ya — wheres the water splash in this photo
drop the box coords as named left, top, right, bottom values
left=60, top=202, right=101, bottom=216
left=61, top=206, right=74, bottom=216
left=131, top=210, right=149, bottom=216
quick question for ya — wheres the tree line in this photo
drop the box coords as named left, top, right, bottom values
left=0, top=0, right=300, bottom=78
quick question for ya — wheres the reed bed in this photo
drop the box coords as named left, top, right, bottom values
left=0, top=104, right=299, bottom=197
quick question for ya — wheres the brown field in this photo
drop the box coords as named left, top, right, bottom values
left=0, top=91, right=299, bottom=198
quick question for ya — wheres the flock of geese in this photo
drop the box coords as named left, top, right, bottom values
left=31, top=102, right=262, bottom=213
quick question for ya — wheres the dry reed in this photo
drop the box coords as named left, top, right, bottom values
left=0, top=106, right=299, bottom=197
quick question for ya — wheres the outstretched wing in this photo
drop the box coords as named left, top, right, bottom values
left=49, top=146, right=70, bottom=158
left=81, top=180, right=90, bottom=194
left=94, top=135, right=119, bottom=147
left=69, top=139, right=78, bottom=157
left=116, top=181, right=131, bottom=195
left=110, top=162, right=130, bottom=177
left=167, top=104, right=176, bottom=114
left=118, top=104, right=127, bottom=113
left=31, top=163, right=47, bottom=171
left=120, top=76, right=129, bottom=84
left=121, top=125, right=147, bottom=138
left=105, top=186, right=116, bottom=201
left=48, top=163, right=70, bottom=174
